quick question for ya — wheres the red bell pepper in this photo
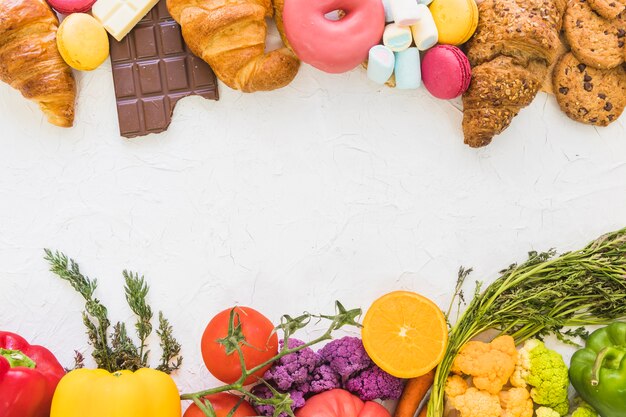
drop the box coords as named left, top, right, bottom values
left=0, top=331, right=66, bottom=417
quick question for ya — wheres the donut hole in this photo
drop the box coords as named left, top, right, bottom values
left=324, top=9, right=347, bottom=20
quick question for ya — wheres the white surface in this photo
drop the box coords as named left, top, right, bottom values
left=1, top=50, right=626, bottom=405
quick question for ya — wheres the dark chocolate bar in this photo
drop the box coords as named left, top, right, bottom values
left=109, top=0, right=218, bottom=138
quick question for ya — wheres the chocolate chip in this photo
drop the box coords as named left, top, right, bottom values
left=579, top=107, right=589, bottom=114
left=610, top=1, right=616, bottom=5
left=559, top=86, right=570, bottom=94
left=589, top=117, right=598, bottom=123
left=608, top=114, right=615, bottom=121
left=584, top=82, right=593, bottom=91
left=584, top=74, right=592, bottom=82
left=598, top=93, right=607, bottom=99
left=577, top=63, right=587, bottom=72
left=604, top=102, right=613, bottom=111
left=618, top=29, right=626, bottom=38
left=619, top=41, right=625, bottom=48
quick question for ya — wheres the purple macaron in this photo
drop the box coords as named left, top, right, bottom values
left=421, top=45, right=472, bottom=100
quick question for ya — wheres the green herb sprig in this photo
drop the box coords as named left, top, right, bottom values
left=44, top=249, right=182, bottom=373
left=181, top=301, right=362, bottom=417
left=429, top=227, right=626, bottom=417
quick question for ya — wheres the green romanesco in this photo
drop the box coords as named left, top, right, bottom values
left=552, top=401, right=570, bottom=416
left=510, top=339, right=569, bottom=415
left=571, top=407, right=598, bottom=417
left=536, top=407, right=560, bottom=417
left=570, top=400, right=598, bottom=417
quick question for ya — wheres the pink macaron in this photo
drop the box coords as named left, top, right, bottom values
left=47, top=0, right=96, bottom=14
left=421, top=45, right=472, bottom=100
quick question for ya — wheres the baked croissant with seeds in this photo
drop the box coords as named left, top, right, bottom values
left=462, top=0, right=566, bottom=147
left=167, top=0, right=300, bottom=92
left=0, top=0, right=76, bottom=127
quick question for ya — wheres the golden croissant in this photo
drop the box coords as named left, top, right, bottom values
left=168, top=0, right=300, bottom=92
left=0, top=0, right=76, bottom=127
left=462, top=0, right=566, bottom=147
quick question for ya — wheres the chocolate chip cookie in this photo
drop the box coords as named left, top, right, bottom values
left=564, top=0, right=625, bottom=69
left=588, top=0, right=625, bottom=19
left=553, top=52, right=626, bottom=125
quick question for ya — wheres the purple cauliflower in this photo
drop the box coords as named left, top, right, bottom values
left=264, top=339, right=320, bottom=393
left=318, top=336, right=372, bottom=379
left=345, top=365, right=405, bottom=401
left=251, top=384, right=306, bottom=417
left=252, top=335, right=402, bottom=414
left=309, top=363, right=342, bottom=394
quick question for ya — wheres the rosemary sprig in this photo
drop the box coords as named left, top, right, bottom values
left=111, top=322, right=141, bottom=370
left=428, top=227, right=626, bottom=417
left=44, top=249, right=182, bottom=373
left=156, top=312, right=183, bottom=374
left=44, top=249, right=114, bottom=372
left=123, top=271, right=153, bottom=366
left=181, top=301, right=362, bottom=417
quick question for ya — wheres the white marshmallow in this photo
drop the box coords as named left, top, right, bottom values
left=411, top=5, right=438, bottom=50
left=394, top=47, right=421, bottom=89
left=367, top=45, right=395, bottom=84
left=382, top=0, right=395, bottom=22
left=383, top=23, right=413, bottom=52
left=389, top=0, right=422, bottom=26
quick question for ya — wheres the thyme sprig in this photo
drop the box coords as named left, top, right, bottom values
left=44, top=249, right=182, bottom=373
left=181, top=301, right=362, bottom=417
left=428, top=227, right=626, bottom=417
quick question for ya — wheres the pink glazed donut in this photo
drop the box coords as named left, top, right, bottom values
left=283, top=0, right=385, bottom=74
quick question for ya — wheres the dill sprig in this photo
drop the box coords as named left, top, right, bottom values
left=44, top=249, right=183, bottom=373
left=428, top=227, right=626, bottom=417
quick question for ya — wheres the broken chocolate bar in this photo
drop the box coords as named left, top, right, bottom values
left=109, top=0, right=218, bottom=138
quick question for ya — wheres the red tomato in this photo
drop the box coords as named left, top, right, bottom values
left=296, top=389, right=391, bottom=417
left=201, top=306, right=278, bottom=384
left=183, top=393, right=257, bottom=417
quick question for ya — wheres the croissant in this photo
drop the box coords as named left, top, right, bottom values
left=462, top=57, right=547, bottom=147
left=0, top=0, right=76, bottom=127
left=462, top=0, right=566, bottom=147
left=167, top=0, right=300, bottom=92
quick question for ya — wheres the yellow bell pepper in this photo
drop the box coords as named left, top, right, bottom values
left=50, top=368, right=181, bottom=417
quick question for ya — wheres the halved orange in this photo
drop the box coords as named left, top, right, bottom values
left=361, top=291, right=448, bottom=378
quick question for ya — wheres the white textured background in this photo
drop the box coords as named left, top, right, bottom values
left=1, top=52, right=626, bottom=407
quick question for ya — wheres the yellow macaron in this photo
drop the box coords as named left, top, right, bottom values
left=57, top=13, right=109, bottom=71
left=429, top=0, right=479, bottom=45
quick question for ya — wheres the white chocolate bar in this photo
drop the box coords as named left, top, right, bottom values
left=92, top=0, right=160, bottom=42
